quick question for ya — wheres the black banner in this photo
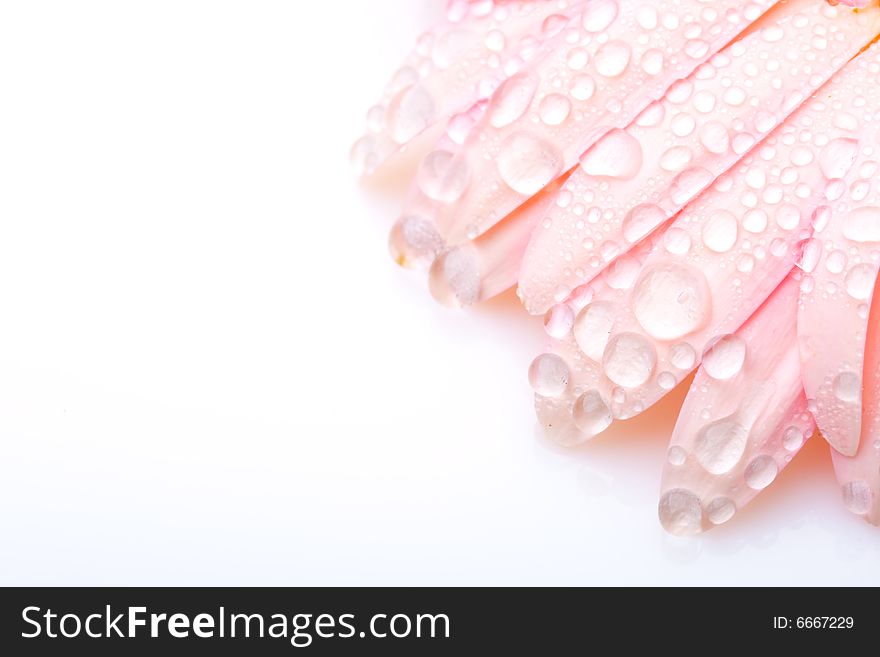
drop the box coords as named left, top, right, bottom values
left=0, top=587, right=872, bottom=654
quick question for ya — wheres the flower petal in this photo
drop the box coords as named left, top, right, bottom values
left=519, top=0, right=880, bottom=315
left=659, top=274, right=813, bottom=535
left=352, top=0, right=566, bottom=177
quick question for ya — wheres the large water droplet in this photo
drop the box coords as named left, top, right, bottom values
left=702, top=210, right=738, bottom=253
left=528, top=353, right=570, bottom=397
left=538, top=93, right=571, bottom=126
left=387, top=84, right=436, bottom=144
left=744, top=455, right=777, bottom=490
left=573, top=301, right=616, bottom=361
left=489, top=73, right=538, bottom=128
left=388, top=215, right=444, bottom=269
left=833, top=371, right=860, bottom=403
left=572, top=390, right=613, bottom=436
left=632, top=264, right=711, bottom=341
left=707, top=497, right=736, bottom=525
left=694, top=415, right=749, bottom=474
left=842, top=481, right=872, bottom=515
left=667, top=445, right=687, bottom=466
left=622, top=204, right=666, bottom=244
left=670, top=167, right=713, bottom=206
left=845, top=264, right=876, bottom=300
left=582, top=0, right=618, bottom=32
left=417, top=150, right=471, bottom=203
left=594, top=41, right=631, bottom=78
left=669, top=343, right=696, bottom=371
left=579, top=129, right=643, bottom=180
left=842, top=206, right=880, bottom=243
left=819, top=138, right=859, bottom=180
left=699, top=121, right=730, bottom=155
left=498, top=132, right=563, bottom=195
left=782, top=426, right=804, bottom=452
left=603, top=332, right=656, bottom=388
left=658, top=489, right=703, bottom=536
left=702, top=335, right=746, bottom=380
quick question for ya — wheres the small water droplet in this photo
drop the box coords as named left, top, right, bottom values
left=844, top=264, right=876, bottom=300
left=574, top=302, right=617, bottom=361
left=498, top=132, right=563, bottom=195
left=658, top=489, right=702, bottom=536
left=538, top=93, right=572, bottom=126
left=670, top=167, right=713, bottom=206
left=544, top=304, right=575, bottom=339
left=572, top=390, right=614, bottom=436
left=819, top=138, right=859, bottom=180
left=842, top=481, right=872, bottom=515
left=744, top=455, right=778, bottom=490
left=594, top=41, right=631, bottom=78
left=489, top=73, right=538, bottom=128
left=622, top=204, right=666, bottom=244
left=582, top=0, right=618, bottom=32
left=707, top=497, right=736, bottom=525
left=702, top=210, right=738, bottom=253
left=842, top=206, right=880, bottom=243
left=695, top=415, right=749, bottom=474
left=417, top=150, right=471, bottom=203
left=667, top=446, right=687, bottom=466
left=833, top=372, right=860, bottom=403
left=579, top=129, right=643, bottom=180
left=782, top=426, right=804, bottom=452
left=670, top=343, right=696, bottom=371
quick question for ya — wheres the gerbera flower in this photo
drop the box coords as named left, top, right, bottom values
left=353, top=0, right=880, bottom=533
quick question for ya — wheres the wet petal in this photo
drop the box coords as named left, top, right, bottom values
left=520, top=0, right=880, bottom=314
left=659, top=275, right=814, bottom=535
left=352, top=0, right=566, bottom=177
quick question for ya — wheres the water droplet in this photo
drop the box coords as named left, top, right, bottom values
left=782, top=426, right=804, bottom=452
left=670, top=343, right=696, bottom=371
left=640, top=49, right=664, bottom=76
left=671, top=113, right=696, bottom=138
left=775, top=204, right=801, bottom=231
left=670, top=167, right=713, bottom=206
left=819, top=138, right=859, bottom=180
left=707, top=497, right=736, bottom=525
left=429, top=247, right=479, bottom=307
left=743, top=209, right=768, bottom=234
left=744, top=455, right=778, bottom=490
left=694, top=415, right=749, bottom=474
left=622, top=204, right=666, bottom=244
left=693, top=90, right=716, bottom=114
left=388, top=215, right=444, bottom=269
left=833, top=372, right=860, bottom=403
left=594, top=41, right=631, bottom=78
left=528, top=353, right=570, bottom=397
left=417, top=150, right=471, bottom=203
left=660, top=146, right=694, bottom=172
left=702, top=210, right=738, bottom=253
left=845, top=264, right=876, bottom=300
left=700, top=121, right=730, bottom=155
left=544, top=304, right=575, bottom=339
left=582, top=0, right=618, bottom=32
left=842, top=206, right=880, bottom=243
left=632, top=264, right=711, bottom=341
left=572, top=390, right=613, bottom=436
left=702, top=335, right=746, bottom=380
left=489, top=73, right=538, bottom=128
left=569, top=75, right=596, bottom=101
left=539, top=93, right=572, bottom=126
left=387, top=84, right=436, bottom=143
left=842, top=481, right=872, bottom=515
left=657, top=371, right=676, bottom=390
left=574, top=301, right=616, bottom=361
left=658, top=489, right=703, bottom=536
left=664, top=228, right=692, bottom=255
left=498, top=132, right=563, bottom=195
left=667, top=446, right=687, bottom=466
left=579, top=129, right=643, bottom=180
left=602, top=332, right=657, bottom=388
left=790, top=146, right=814, bottom=167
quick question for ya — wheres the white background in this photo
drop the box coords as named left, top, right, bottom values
left=0, top=0, right=877, bottom=586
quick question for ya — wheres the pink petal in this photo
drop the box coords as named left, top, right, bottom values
left=658, top=274, right=814, bottom=535
left=390, top=0, right=779, bottom=268
left=796, top=44, right=880, bottom=457
left=351, top=0, right=564, bottom=177
left=519, top=0, right=880, bottom=315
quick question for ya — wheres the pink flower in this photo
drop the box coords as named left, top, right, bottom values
left=354, top=0, right=880, bottom=533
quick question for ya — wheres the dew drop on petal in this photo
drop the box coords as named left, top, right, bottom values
left=632, top=264, right=711, bottom=341
left=658, top=489, right=703, bottom=536
left=844, top=264, right=876, bottom=300
left=842, top=481, right=872, bottom=515
left=744, top=455, right=778, bottom=490
left=387, top=84, right=436, bottom=144
left=572, top=390, right=614, bottom=436
left=582, top=0, right=618, bottom=32
left=602, top=332, right=656, bottom=388
left=819, top=138, right=859, bottom=180
left=702, top=210, right=738, bottom=253
left=569, top=75, right=596, bottom=102
left=622, top=204, right=666, bottom=244
left=539, top=93, right=572, bottom=126
left=579, top=129, right=643, bottom=180
left=694, top=415, right=749, bottom=475
left=417, top=150, right=471, bottom=203
left=833, top=372, right=861, bottom=403
left=702, top=335, right=746, bottom=380
left=528, top=353, right=570, bottom=397
left=498, top=132, right=563, bottom=195
left=489, top=73, right=538, bottom=128
left=594, top=41, right=631, bottom=78
left=842, top=206, right=880, bottom=243
left=670, top=343, right=696, bottom=371
left=707, top=497, right=736, bottom=525
left=670, top=167, right=713, bottom=206
left=544, top=304, right=575, bottom=339
left=574, top=302, right=616, bottom=361
left=698, top=121, right=731, bottom=154
left=666, top=446, right=687, bottom=466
